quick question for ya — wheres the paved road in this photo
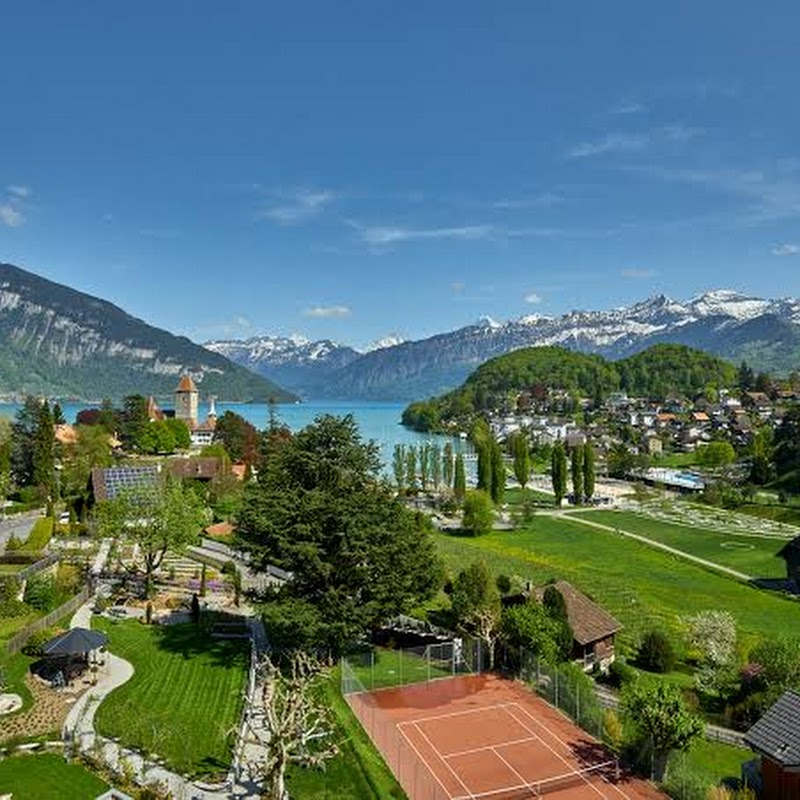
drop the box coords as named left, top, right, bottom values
left=0, top=510, right=42, bottom=553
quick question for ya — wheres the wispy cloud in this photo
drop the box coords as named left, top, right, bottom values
left=261, top=188, right=337, bottom=226
left=609, top=101, right=647, bottom=116
left=492, top=192, right=562, bottom=210
left=567, top=132, right=649, bottom=159
left=348, top=219, right=561, bottom=248
left=771, top=243, right=800, bottom=256
left=0, top=203, right=25, bottom=227
left=303, top=304, right=351, bottom=318
left=524, top=292, right=543, bottom=304
left=643, top=166, right=800, bottom=223
left=661, top=123, right=703, bottom=142
left=621, top=268, right=656, bottom=279
left=7, top=185, right=31, bottom=199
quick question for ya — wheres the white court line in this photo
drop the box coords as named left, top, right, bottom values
left=502, top=705, right=610, bottom=799
left=395, top=722, right=457, bottom=800
left=397, top=704, right=503, bottom=728
left=489, top=745, right=536, bottom=797
left=410, top=720, right=477, bottom=799
left=507, top=703, right=632, bottom=800
left=443, top=734, right=543, bottom=759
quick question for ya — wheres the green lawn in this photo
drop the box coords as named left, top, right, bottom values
left=572, top=509, right=788, bottom=579
left=287, top=669, right=406, bottom=799
left=0, top=753, right=108, bottom=799
left=0, top=650, right=34, bottom=718
left=434, top=517, right=800, bottom=650
left=681, top=739, right=752, bottom=787
left=346, top=646, right=456, bottom=691
left=93, top=617, right=248, bottom=777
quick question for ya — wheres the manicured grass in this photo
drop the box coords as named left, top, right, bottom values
left=346, top=646, right=455, bottom=691
left=0, top=606, right=41, bottom=644
left=0, top=650, right=34, bottom=714
left=505, top=487, right=555, bottom=506
left=651, top=452, right=699, bottom=469
left=0, top=753, right=108, bottom=799
left=93, top=617, right=248, bottom=777
left=286, top=669, right=406, bottom=799
left=433, top=517, right=800, bottom=649
left=573, top=509, right=787, bottom=578
left=681, top=739, right=752, bottom=787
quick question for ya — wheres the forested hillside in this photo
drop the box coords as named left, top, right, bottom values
left=402, top=344, right=738, bottom=432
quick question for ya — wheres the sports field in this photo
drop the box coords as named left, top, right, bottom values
left=345, top=674, right=664, bottom=800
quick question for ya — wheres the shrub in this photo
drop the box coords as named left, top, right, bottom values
left=22, top=626, right=57, bottom=656
left=496, top=574, right=512, bottom=595
left=24, top=574, right=57, bottom=611
left=606, top=658, right=638, bottom=688
left=637, top=630, right=676, bottom=673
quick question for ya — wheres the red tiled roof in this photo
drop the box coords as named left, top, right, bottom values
left=205, top=521, right=234, bottom=537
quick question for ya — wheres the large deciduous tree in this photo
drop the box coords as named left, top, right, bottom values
left=94, top=478, right=206, bottom=597
left=451, top=560, right=502, bottom=668
left=621, top=682, right=704, bottom=781
left=512, top=433, right=531, bottom=490
left=214, top=410, right=260, bottom=466
left=237, top=415, right=442, bottom=657
left=462, top=489, right=494, bottom=536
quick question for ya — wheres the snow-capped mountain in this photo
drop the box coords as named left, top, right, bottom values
left=205, top=290, right=800, bottom=401
left=367, top=334, right=406, bottom=352
left=204, top=334, right=360, bottom=397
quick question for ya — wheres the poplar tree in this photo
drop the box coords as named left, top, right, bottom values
left=406, top=447, right=418, bottom=493
left=443, top=442, right=454, bottom=488
left=419, top=443, right=430, bottom=491
left=583, top=443, right=595, bottom=501
left=430, top=444, right=442, bottom=490
left=570, top=445, right=584, bottom=505
left=453, top=453, right=467, bottom=502
left=477, top=441, right=493, bottom=493
left=551, top=442, right=567, bottom=507
left=490, top=440, right=505, bottom=505
left=512, top=433, right=531, bottom=490
left=392, top=444, right=406, bottom=493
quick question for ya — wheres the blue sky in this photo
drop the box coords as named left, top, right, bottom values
left=2, top=2, right=800, bottom=349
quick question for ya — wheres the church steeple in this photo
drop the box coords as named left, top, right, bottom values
left=174, top=374, right=199, bottom=427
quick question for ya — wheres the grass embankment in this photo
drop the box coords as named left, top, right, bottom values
left=287, top=668, right=405, bottom=799
left=0, top=753, right=108, bottom=799
left=434, top=517, right=800, bottom=649
left=572, top=509, right=788, bottom=578
left=93, top=618, right=248, bottom=777
left=347, top=646, right=455, bottom=691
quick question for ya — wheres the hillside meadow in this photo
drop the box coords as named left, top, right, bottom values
left=434, top=515, right=800, bottom=651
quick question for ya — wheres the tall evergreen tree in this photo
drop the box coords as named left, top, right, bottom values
left=570, top=445, right=584, bottom=504
left=512, top=433, right=531, bottom=490
left=551, top=442, right=567, bottom=506
left=583, top=443, right=596, bottom=501
left=453, top=453, right=467, bottom=502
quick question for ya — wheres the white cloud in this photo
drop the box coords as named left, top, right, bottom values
left=355, top=223, right=494, bottom=246
left=451, top=281, right=466, bottom=293
left=771, top=243, right=800, bottom=256
left=7, top=185, right=31, bottom=198
left=262, top=188, right=337, bottom=226
left=0, top=204, right=24, bottom=227
left=492, top=193, right=562, bottom=209
left=567, top=132, right=649, bottom=159
left=609, top=101, right=647, bottom=115
left=524, top=292, right=543, bottom=304
left=621, top=268, right=656, bottom=279
left=661, top=124, right=703, bottom=142
left=303, top=304, right=351, bottom=318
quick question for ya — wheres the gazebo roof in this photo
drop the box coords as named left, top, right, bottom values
left=42, top=627, right=108, bottom=656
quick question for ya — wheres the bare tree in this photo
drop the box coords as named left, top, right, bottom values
left=246, top=652, right=338, bottom=799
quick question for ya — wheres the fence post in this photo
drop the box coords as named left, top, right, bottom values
left=555, top=668, right=559, bottom=708
left=370, top=650, right=375, bottom=691
left=576, top=682, right=580, bottom=723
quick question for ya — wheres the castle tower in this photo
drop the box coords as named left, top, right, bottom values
left=174, top=374, right=199, bottom=428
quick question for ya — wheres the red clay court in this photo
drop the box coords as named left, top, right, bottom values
left=346, top=673, right=666, bottom=800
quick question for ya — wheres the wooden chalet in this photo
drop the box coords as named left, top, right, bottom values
left=744, top=690, right=800, bottom=799
left=533, top=580, right=622, bottom=672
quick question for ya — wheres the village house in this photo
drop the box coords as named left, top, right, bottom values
left=532, top=580, right=622, bottom=672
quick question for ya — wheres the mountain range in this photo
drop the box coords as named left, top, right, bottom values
left=0, top=263, right=295, bottom=402
left=206, top=290, right=800, bottom=401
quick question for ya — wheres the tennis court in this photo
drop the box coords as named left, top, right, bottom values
left=345, top=673, right=665, bottom=799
